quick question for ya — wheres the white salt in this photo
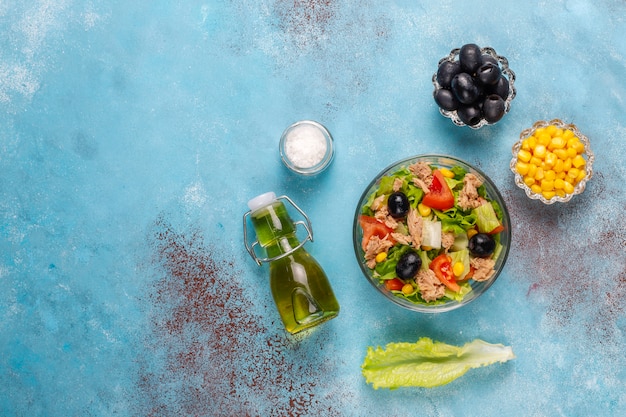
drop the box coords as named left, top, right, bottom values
left=284, top=124, right=328, bottom=168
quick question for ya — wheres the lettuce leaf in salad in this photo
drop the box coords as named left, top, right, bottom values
left=473, top=201, right=501, bottom=234
left=361, top=338, right=515, bottom=389
left=450, top=165, right=468, bottom=178
left=444, top=281, right=472, bottom=301
left=362, top=170, right=423, bottom=214
left=374, top=244, right=410, bottom=277
left=433, top=207, right=477, bottom=235
left=449, top=249, right=470, bottom=281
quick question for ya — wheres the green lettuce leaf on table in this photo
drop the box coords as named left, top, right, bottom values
left=361, top=338, right=515, bottom=389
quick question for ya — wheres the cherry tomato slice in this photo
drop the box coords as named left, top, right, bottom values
left=359, top=215, right=395, bottom=251
left=385, top=278, right=405, bottom=291
left=429, top=254, right=461, bottom=292
left=422, top=170, right=455, bottom=211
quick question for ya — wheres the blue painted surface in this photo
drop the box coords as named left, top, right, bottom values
left=1, top=1, right=625, bottom=416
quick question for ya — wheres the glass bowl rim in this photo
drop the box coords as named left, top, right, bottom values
left=352, top=153, right=512, bottom=313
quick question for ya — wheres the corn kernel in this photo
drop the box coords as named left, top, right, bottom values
left=556, top=189, right=566, bottom=197
left=575, top=169, right=587, bottom=183
left=534, top=167, right=545, bottom=181
left=440, top=167, right=455, bottom=178
left=375, top=252, right=387, bottom=263
left=573, top=141, right=585, bottom=154
left=567, top=137, right=585, bottom=153
left=541, top=179, right=554, bottom=191
left=563, top=158, right=572, bottom=171
left=572, top=154, right=586, bottom=168
left=418, top=203, right=431, bottom=217
left=524, top=176, right=536, bottom=187
left=467, top=228, right=478, bottom=239
left=563, top=180, right=574, bottom=194
left=530, top=156, right=543, bottom=167
left=516, top=161, right=530, bottom=176
left=517, top=149, right=532, bottom=163
left=549, top=136, right=566, bottom=150
left=544, top=169, right=556, bottom=181
left=562, top=129, right=575, bottom=140
left=534, top=144, right=547, bottom=159
left=526, top=135, right=538, bottom=149
left=453, top=261, right=465, bottom=277
left=554, top=148, right=568, bottom=160
left=531, top=184, right=542, bottom=194
left=527, top=163, right=538, bottom=178
left=534, top=127, right=546, bottom=137
left=542, top=190, right=556, bottom=200
left=566, top=147, right=578, bottom=158
left=543, top=153, right=556, bottom=169
left=554, top=178, right=565, bottom=190
left=537, top=133, right=551, bottom=146
left=545, top=124, right=558, bottom=136
left=557, top=171, right=566, bottom=179
left=553, top=159, right=564, bottom=173
left=402, top=283, right=414, bottom=295
left=568, top=167, right=579, bottom=179
left=521, top=141, right=530, bottom=151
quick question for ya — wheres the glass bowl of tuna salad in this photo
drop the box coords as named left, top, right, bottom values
left=352, top=154, right=511, bottom=313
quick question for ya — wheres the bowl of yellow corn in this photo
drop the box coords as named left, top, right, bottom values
left=510, top=119, right=594, bottom=204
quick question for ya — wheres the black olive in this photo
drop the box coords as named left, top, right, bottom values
left=481, top=54, right=499, bottom=66
left=434, top=88, right=460, bottom=111
left=457, top=104, right=482, bottom=126
left=468, top=233, right=496, bottom=257
left=486, top=76, right=510, bottom=100
left=436, top=60, right=462, bottom=89
left=482, top=94, right=506, bottom=123
left=459, top=43, right=483, bottom=74
left=396, top=250, right=422, bottom=279
left=451, top=73, right=482, bottom=105
left=387, top=191, right=410, bottom=218
left=476, top=62, right=502, bottom=85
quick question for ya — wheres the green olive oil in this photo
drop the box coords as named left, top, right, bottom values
left=249, top=199, right=339, bottom=334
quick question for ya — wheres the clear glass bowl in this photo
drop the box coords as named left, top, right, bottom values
left=279, top=120, right=334, bottom=176
left=510, top=119, right=594, bottom=204
left=432, top=46, right=516, bottom=129
left=353, top=154, right=511, bottom=313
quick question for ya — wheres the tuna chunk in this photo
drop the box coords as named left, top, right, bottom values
left=458, top=173, right=485, bottom=210
left=470, top=257, right=496, bottom=282
left=406, top=208, right=423, bottom=248
left=415, top=269, right=446, bottom=301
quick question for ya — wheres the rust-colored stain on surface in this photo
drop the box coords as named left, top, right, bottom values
left=136, top=214, right=342, bottom=417
left=509, top=171, right=626, bottom=345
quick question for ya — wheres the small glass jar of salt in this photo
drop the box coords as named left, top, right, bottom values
left=279, top=120, right=334, bottom=176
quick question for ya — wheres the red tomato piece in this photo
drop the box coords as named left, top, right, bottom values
left=385, top=278, right=405, bottom=291
left=421, top=169, right=455, bottom=211
left=359, top=215, right=395, bottom=250
left=488, top=224, right=504, bottom=234
left=429, top=254, right=461, bottom=292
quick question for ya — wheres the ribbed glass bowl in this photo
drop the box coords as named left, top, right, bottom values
left=510, top=119, right=594, bottom=204
left=432, top=46, right=516, bottom=129
left=353, top=154, right=511, bottom=313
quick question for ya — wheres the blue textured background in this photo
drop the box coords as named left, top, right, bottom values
left=1, top=1, right=625, bottom=416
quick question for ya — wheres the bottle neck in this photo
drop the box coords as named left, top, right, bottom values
left=250, top=201, right=302, bottom=256
left=265, top=235, right=302, bottom=258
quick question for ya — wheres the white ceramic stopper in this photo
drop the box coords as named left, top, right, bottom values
left=247, top=191, right=277, bottom=213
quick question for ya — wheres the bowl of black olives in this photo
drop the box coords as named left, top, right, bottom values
left=353, top=154, right=511, bottom=312
left=433, top=44, right=516, bottom=128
